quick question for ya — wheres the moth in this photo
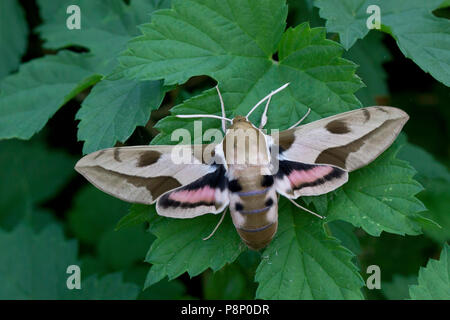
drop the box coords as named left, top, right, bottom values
left=75, top=83, right=408, bottom=250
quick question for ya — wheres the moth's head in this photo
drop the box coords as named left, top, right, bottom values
left=229, top=116, right=254, bottom=130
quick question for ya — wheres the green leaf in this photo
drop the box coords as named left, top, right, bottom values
left=0, top=139, right=75, bottom=230
left=409, top=244, right=450, bottom=299
left=0, top=51, right=101, bottom=140
left=0, top=224, right=139, bottom=299
left=287, top=0, right=325, bottom=28
left=69, top=273, right=140, bottom=300
left=203, top=264, right=254, bottom=299
left=98, top=225, right=154, bottom=270
left=343, top=32, right=391, bottom=106
left=382, top=274, right=417, bottom=300
left=121, top=0, right=362, bottom=134
left=30, top=208, right=59, bottom=232
left=327, top=220, right=361, bottom=256
left=124, top=265, right=187, bottom=300
left=398, top=143, right=450, bottom=183
left=37, top=0, right=171, bottom=74
left=0, top=0, right=28, bottom=79
left=68, top=186, right=129, bottom=245
left=0, top=224, right=78, bottom=299
left=140, top=277, right=186, bottom=300
left=255, top=198, right=364, bottom=299
left=76, top=75, right=165, bottom=154
left=143, top=207, right=244, bottom=288
left=323, top=143, right=427, bottom=237
left=398, top=143, right=450, bottom=243
left=37, top=0, right=169, bottom=151
left=315, top=0, right=450, bottom=86
left=116, top=204, right=158, bottom=231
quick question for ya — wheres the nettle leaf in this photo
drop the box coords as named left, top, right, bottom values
left=0, top=224, right=139, bottom=299
left=36, top=0, right=170, bottom=152
left=124, top=265, right=187, bottom=300
left=76, top=75, right=165, bottom=154
left=398, top=143, right=450, bottom=243
left=322, top=143, right=427, bottom=237
left=343, top=32, right=391, bottom=106
left=69, top=273, right=139, bottom=300
left=143, top=207, right=244, bottom=288
left=327, top=220, right=361, bottom=256
left=382, top=274, right=417, bottom=300
left=116, top=203, right=158, bottom=230
left=315, top=0, right=450, bottom=86
left=203, top=263, right=254, bottom=300
left=68, top=186, right=154, bottom=271
left=255, top=198, right=364, bottom=300
left=121, top=0, right=363, bottom=136
left=0, top=51, right=101, bottom=140
left=0, top=0, right=28, bottom=79
left=287, top=0, right=324, bottom=28
left=0, top=139, right=75, bottom=230
left=68, top=186, right=130, bottom=245
left=98, top=225, right=154, bottom=271
left=37, top=0, right=171, bottom=73
left=409, top=244, right=450, bottom=299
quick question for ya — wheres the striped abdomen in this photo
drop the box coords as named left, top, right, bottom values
left=228, top=166, right=278, bottom=250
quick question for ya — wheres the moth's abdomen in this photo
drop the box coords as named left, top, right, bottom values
left=228, top=167, right=278, bottom=250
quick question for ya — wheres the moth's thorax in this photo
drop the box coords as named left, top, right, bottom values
left=222, top=116, right=269, bottom=166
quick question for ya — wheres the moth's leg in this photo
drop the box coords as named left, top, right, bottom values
left=216, top=86, right=226, bottom=133
left=203, top=208, right=227, bottom=240
left=286, top=196, right=324, bottom=219
left=259, top=95, right=272, bottom=129
left=288, top=108, right=311, bottom=129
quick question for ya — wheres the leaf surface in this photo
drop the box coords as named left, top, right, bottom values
left=315, top=0, right=450, bottom=85
left=0, top=0, right=28, bottom=79
left=255, top=198, right=364, bottom=299
left=409, top=244, right=450, bottom=299
left=0, top=224, right=139, bottom=299
left=0, top=51, right=100, bottom=140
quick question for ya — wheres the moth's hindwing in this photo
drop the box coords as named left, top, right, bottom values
left=274, top=106, right=409, bottom=172
left=156, top=164, right=229, bottom=218
left=274, top=160, right=348, bottom=198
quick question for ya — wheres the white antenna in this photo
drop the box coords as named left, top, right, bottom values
left=203, top=209, right=227, bottom=240
left=287, top=197, right=324, bottom=219
left=246, top=83, right=290, bottom=119
left=216, top=86, right=227, bottom=133
left=288, top=108, right=311, bottom=129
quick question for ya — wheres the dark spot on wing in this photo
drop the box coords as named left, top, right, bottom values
left=362, top=109, right=370, bottom=122
left=137, top=150, right=161, bottom=167
left=89, top=166, right=182, bottom=199
left=114, top=149, right=122, bottom=162
left=94, top=150, right=105, bottom=159
left=315, top=119, right=396, bottom=169
left=277, top=130, right=295, bottom=151
left=376, top=107, right=389, bottom=114
left=326, top=120, right=350, bottom=134
left=235, top=202, right=244, bottom=211
left=265, top=198, right=273, bottom=207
